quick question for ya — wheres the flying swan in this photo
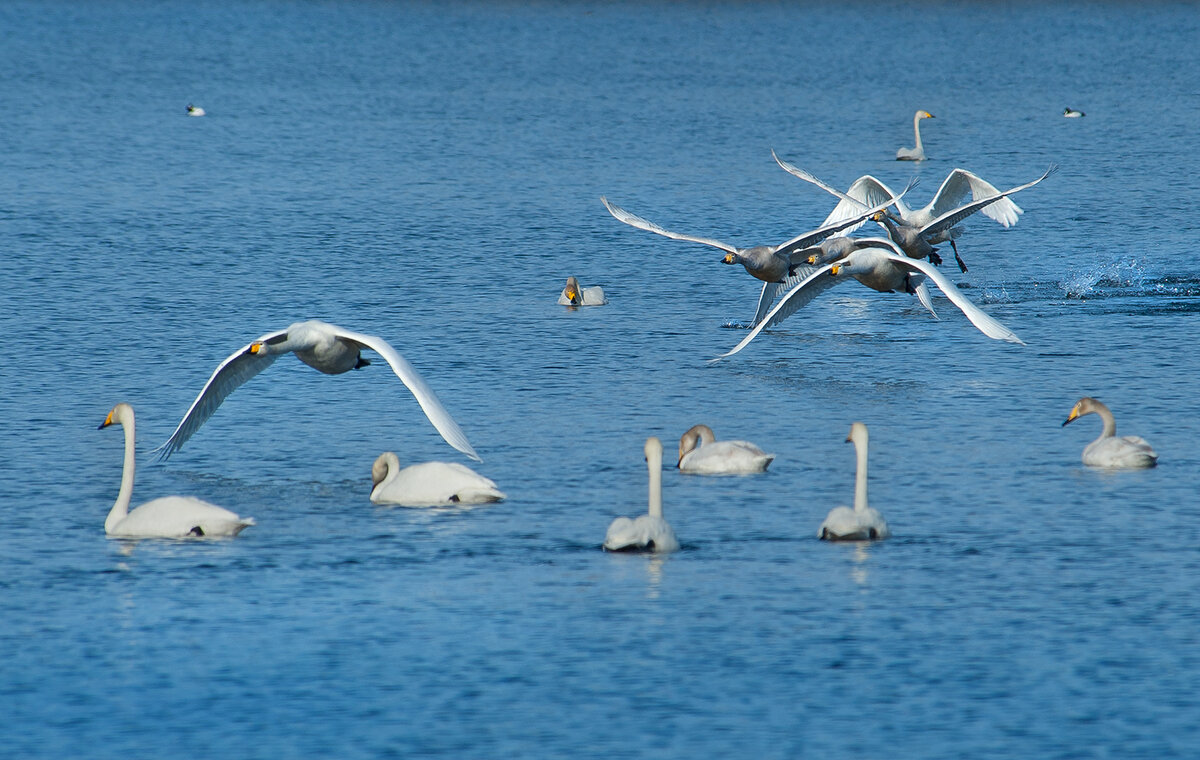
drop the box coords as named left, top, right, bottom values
left=677, top=424, right=774, bottom=474
left=99, top=403, right=255, bottom=538
left=896, top=110, right=935, bottom=161
left=819, top=422, right=890, bottom=540
left=603, top=437, right=680, bottom=553
left=558, top=276, right=608, bottom=306
left=369, top=452, right=506, bottom=506
left=156, top=320, right=480, bottom=461
left=1062, top=397, right=1158, bottom=469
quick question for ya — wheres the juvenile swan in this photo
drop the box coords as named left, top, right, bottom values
left=1062, top=397, right=1158, bottom=469
left=603, top=437, right=680, bottom=553
left=678, top=424, right=774, bottom=474
left=558, top=276, right=608, bottom=306
left=370, top=452, right=506, bottom=507
left=156, top=320, right=480, bottom=461
left=897, top=110, right=935, bottom=161
left=819, top=422, right=890, bottom=541
left=99, top=403, right=254, bottom=538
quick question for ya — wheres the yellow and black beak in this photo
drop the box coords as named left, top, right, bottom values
left=1062, top=406, right=1080, bottom=427
left=250, top=342, right=264, bottom=355
left=722, top=253, right=736, bottom=265
left=98, top=411, right=114, bottom=430
left=830, top=265, right=841, bottom=276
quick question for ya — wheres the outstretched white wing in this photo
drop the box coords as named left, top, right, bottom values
left=600, top=196, right=739, bottom=254
left=711, top=264, right=844, bottom=361
left=773, top=150, right=914, bottom=231
left=922, top=165, right=1057, bottom=238
left=929, top=169, right=1020, bottom=227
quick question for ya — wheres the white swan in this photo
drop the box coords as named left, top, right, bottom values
left=677, top=424, right=774, bottom=474
left=156, top=320, right=480, bottom=461
left=819, top=422, right=890, bottom=541
left=1062, top=397, right=1158, bottom=469
left=712, top=243, right=1023, bottom=360
left=187, top=104, right=205, bottom=117
left=558, top=276, right=608, bottom=306
left=369, top=452, right=505, bottom=506
left=1063, top=107, right=1085, bottom=118
left=99, top=403, right=254, bottom=538
left=603, top=437, right=680, bottom=553
left=896, top=110, right=934, bottom=161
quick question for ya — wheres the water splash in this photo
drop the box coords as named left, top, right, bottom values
left=1060, top=257, right=1151, bottom=298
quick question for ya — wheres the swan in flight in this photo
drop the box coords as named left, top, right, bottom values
left=677, top=424, right=774, bottom=474
left=711, top=244, right=1023, bottom=360
left=819, top=422, right=890, bottom=541
left=1063, top=107, right=1085, bottom=118
left=557, top=276, right=608, bottom=306
left=156, top=320, right=480, bottom=462
left=369, top=452, right=505, bottom=506
left=896, top=110, right=935, bottom=161
left=187, top=104, right=206, bottom=117
left=600, top=185, right=911, bottom=325
left=1062, top=398, right=1158, bottom=468
left=774, top=152, right=1057, bottom=272
left=99, top=403, right=254, bottom=538
left=603, top=437, right=680, bottom=553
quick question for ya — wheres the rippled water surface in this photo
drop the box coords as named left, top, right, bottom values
left=3, top=2, right=1199, bottom=758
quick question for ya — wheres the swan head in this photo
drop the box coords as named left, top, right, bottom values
left=918, top=110, right=934, bottom=120
left=1063, top=397, right=1106, bottom=427
left=563, top=276, right=582, bottom=304
left=99, top=402, right=133, bottom=430
left=722, top=252, right=738, bottom=266
left=371, top=452, right=398, bottom=487
left=846, top=421, right=868, bottom=446
left=871, top=210, right=887, bottom=222
left=677, top=424, right=716, bottom=465
left=645, top=436, right=663, bottom=465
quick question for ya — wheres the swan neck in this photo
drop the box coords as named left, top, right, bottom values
left=107, top=415, right=136, bottom=533
left=647, top=451, right=663, bottom=519
left=912, top=112, right=924, bottom=150
left=853, top=435, right=869, bottom=513
left=1096, top=406, right=1117, bottom=438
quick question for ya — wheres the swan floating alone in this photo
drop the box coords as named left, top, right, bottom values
left=604, top=437, right=680, bottom=553
left=187, top=104, right=205, bottom=117
left=156, top=320, right=480, bottom=461
left=369, top=452, right=506, bottom=507
left=819, top=422, right=890, bottom=541
left=677, top=424, right=774, bottom=474
left=1062, top=397, right=1157, bottom=468
left=99, top=403, right=254, bottom=538
left=558, top=276, right=608, bottom=306
left=896, top=110, right=934, bottom=161
left=1063, top=107, right=1085, bottom=118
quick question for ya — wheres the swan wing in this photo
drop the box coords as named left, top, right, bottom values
left=154, top=328, right=288, bottom=459
left=930, top=169, right=1020, bottom=227
left=772, top=178, right=918, bottom=259
left=882, top=253, right=1024, bottom=344
left=601, top=196, right=738, bottom=254
left=772, top=151, right=913, bottom=228
left=921, top=165, right=1057, bottom=238
left=752, top=281, right=783, bottom=325
left=912, top=279, right=939, bottom=319
left=711, top=264, right=842, bottom=361
left=334, top=328, right=482, bottom=462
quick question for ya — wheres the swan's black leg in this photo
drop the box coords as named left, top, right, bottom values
left=952, top=239, right=968, bottom=273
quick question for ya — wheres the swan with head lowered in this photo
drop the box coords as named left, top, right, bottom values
left=370, top=452, right=505, bottom=507
left=819, top=422, right=889, bottom=541
left=156, top=320, right=480, bottom=462
left=558, top=276, right=608, bottom=306
left=99, top=403, right=254, bottom=538
left=677, top=424, right=774, bottom=474
left=1062, top=397, right=1158, bottom=469
left=601, top=185, right=912, bottom=326
left=604, top=437, right=679, bottom=553
left=896, top=110, right=935, bottom=161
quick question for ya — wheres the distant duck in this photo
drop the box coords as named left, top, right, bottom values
left=896, top=110, right=935, bottom=161
left=677, top=424, right=774, bottom=475
left=99, top=403, right=254, bottom=538
left=369, top=452, right=505, bottom=507
left=187, top=104, right=206, bottom=117
left=1062, top=397, right=1157, bottom=468
left=818, top=422, right=890, bottom=541
left=1063, top=107, right=1085, bottom=118
left=603, top=437, right=680, bottom=553
left=558, top=276, right=607, bottom=306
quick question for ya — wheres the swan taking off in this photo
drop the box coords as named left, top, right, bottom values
left=156, top=320, right=480, bottom=462
left=819, top=422, right=890, bottom=541
left=99, top=403, right=254, bottom=538
left=604, top=437, right=680, bottom=553
left=896, top=110, right=935, bottom=161
left=558, top=276, right=608, bottom=306
left=1062, top=397, right=1158, bottom=469
left=369, top=452, right=505, bottom=507
left=187, top=104, right=205, bottom=117
left=677, top=424, right=774, bottom=474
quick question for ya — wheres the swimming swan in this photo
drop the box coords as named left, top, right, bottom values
left=603, top=437, right=680, bottom=553
left=156, top=320, right=480, bottom=461
left=187, top=104, right=205, bottom=117
left=99, top=403, right=254, bottom=538
left=369, top=452, right=505, bottom=506
left=558, top=276, right=608, bottom=306
left=896, top=110, right=935, bottom=161
left=819, top=422, right=890, bottom=541
left=1062, top=397, right=1158, bottom=469
left=677, top=424, right=774, bottom=474
left=1063, top=107, right=1085, bottom=118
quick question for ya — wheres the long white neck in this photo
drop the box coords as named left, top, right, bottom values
left=107, top=414, right=136, bottom=533
left=853, top=432, right=869, bottom=513
left=912, top=112, right=924, bottom=152
left=371, top=452, right=401, bottom=498
left=646, top=439, right=663, bottom=519
left=1094, top=405, right=1117, bottom=439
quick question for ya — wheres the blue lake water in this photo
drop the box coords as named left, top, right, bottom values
left=2, top=1, right=1199, bottom=757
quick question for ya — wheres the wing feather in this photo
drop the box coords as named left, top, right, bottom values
left=922, top=165, right=1057, bottom=238
left=601, top=197, right=738, bottom=254
left=881, top=253, right=1024, bottom=344
left=711, top=265, right=843, bottom=361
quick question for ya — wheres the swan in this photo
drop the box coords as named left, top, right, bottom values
left=677, top=424, right=774, bottom=474
left=156, top=320, right=480, bottom=462
left=1062, top=397, right=1158, bottom=469
left=603, top=437, right=680, bottom=553
left=187, top=104, right=205, bottom=117
left=601, top=186, right=912, bottom=326
left=711, top=243, right=1023, bottom=360
left=369, top=452, right=505, bottom=506
left=99, top=403, right=254, bottom=538
left=896, top=110, right=934, bottom=161
left=558, top=276, right=608, bottom=306
left=1063, top=107, right=1085, bottom=118
left=819, top=422, right=890, bottom=541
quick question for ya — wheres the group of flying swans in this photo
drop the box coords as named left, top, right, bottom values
left=155, top=319, right=481, bottom=462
